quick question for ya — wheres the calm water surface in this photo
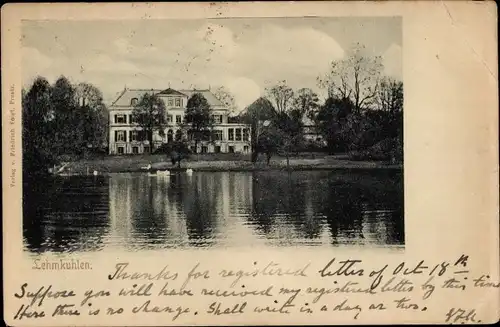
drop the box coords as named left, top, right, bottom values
left=23, top=170, right=404, bottom=253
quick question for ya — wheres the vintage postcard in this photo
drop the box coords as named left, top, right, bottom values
left=2, top=1, right=499, bottom=325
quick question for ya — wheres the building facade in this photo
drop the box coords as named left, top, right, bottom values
left=109, top=88, right=251, bottom=155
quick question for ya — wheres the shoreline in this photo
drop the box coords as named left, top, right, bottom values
left=55, top=156, right=403, bottom=176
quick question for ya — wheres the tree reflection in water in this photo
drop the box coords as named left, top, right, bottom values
left=246, top=170, right=403, bottom=246
left=176, top=173, right=220, bottom=246
left=248, top=171, right=323, bottom=242
left=23, top=176, right=110, bottom=253
left=23, top=170, right=404, bottom=252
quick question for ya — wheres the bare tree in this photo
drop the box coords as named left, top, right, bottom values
left=265, top=80, right=294, bottom=114
left=213, top=86, right=237, bottom=115
left=375, top=77, right=403, bottom=112
left=317, top=43, right=383, bottom=113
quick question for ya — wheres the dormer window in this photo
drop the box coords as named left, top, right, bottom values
left=131, top=98, right=138, bottom=106
left=175, top=98, right=181, bottom=107
left=168, top=98, right=174, bottom=106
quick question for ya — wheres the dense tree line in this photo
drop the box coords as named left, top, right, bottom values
left=240, top=43, right=403, bottom=164
left=23, top=41, right=402, bottom=177
left=22, top=76, right=108, bottom=178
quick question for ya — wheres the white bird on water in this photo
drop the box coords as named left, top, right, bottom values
left=141, top=164, right=152, bottom=170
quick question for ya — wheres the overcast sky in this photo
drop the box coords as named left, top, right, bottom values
left=22, top=17, right=401, bottom=111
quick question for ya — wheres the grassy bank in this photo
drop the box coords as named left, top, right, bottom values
left=57, top=153, right=402, bottom=175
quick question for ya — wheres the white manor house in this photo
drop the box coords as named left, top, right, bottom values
left=108, top=87, right=251, bottom=155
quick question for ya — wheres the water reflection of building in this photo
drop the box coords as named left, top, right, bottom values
left=218, top=172, right=258, bottom=247
left=108, top=174, right=189, bottom=248
left=102, top=171, right=404, bottom=250
left=107, top=173, right=226, bottom=248
left=108, top=175, right=133, bottom=247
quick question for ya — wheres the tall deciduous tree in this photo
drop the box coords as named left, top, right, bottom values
left=240, top=97, right=276, bottom=162
left=257, top=125, right=282, bottom=165
left=132, top=93, right=167, bottom=153
left=374, top=77, right=403, bottom=158
left=292, top=88, right=320, bottom=120
left=273, top=109, right=304, bottom=168
left=23, top=75, right=111, bottom=175
left=22, top=76, right=56, bottom=178
left=375, top=77, right=403, bottom=113
left=75, top=82, right=109, bottom=149
left=317, top=43, right=383, bottom=113
left=184, top=93, right=213, bottom=154
left=315, top=97, right=355, bottom=153
left=213, top=86, right=237, bottom=115
left=265, top=80, right=294, bottom=114
left=51, top=76, right=81, bottom=156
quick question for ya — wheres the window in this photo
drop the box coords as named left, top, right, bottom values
left=176, top=115, right=182, bottom=123
left=228, top=128, right=234, bottom=141
left=131, top=98, right=138, bottom=106
left=212, top=130, right=223, bottom=141
left=244, top=146, right=249, bottom=153
left=130, top=130, right=139, bottom=142
left=229, top=146, right=235, bottom=153
left=215, top=146, right=221, bottom=153
left=115, top=115, right=126, bottom=124
left=167, top=115, right=173, bottom=123
left=201, top=146, right=208, bottom=154
left=144, top=146, right=150, bottom=153
left=235, top=128, right=242, bottom=141
left=175, top=98, right=181, bottom=107
left=137, top=130, right=146, bottom=141
left=116, top=130, right=126, bottom=142
left=118, top=147, right=124, bottom=154
left=243, top=128, right=249, bottom=141
left=168, top=98, right=174, bottom=106
left=132, top=146, right=139, bottom=154
left=213, top=115, right=222, bottom=124
left=167, top=130, right=173, bottom=143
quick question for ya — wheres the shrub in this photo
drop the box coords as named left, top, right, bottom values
left=348, top=137, right=402, bottom=162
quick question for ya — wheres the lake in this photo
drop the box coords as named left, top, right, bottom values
left=23, top=170, right=404, bottom=253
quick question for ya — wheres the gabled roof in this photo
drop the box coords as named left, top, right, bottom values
left=179, top=89, right=225, bottom=108
left=111, top=88, right=226, bottom=108
left=239, top=97, right=276, bottom=119
left=157, top=88, right=186, bottom=96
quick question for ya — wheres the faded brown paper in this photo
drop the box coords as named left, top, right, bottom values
left=2, top=1, right=499, bottom=325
